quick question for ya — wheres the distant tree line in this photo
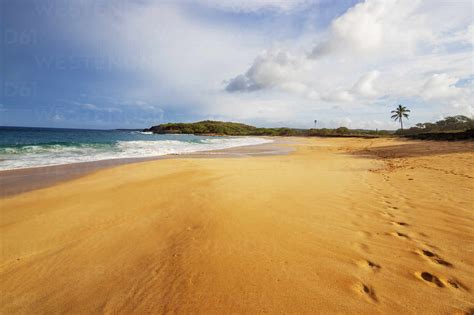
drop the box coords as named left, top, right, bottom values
left=144, top=120, right=392, bottom=137
left=396, top=115, right=474, bottom=135
left=144, top=115, right=473, bottom=140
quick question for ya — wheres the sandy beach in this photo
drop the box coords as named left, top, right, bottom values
left=0, top=139, right=292, bottom=197
left=1, top=137, right=473, bottom=314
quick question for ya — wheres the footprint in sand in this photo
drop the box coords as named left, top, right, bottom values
left=379, top=211, right=395, bottom=218
left=416, top=272, right=466, bottom=291
left=355, top=282, right=378, bottom=302
left=445, top=279, right=466, bottom=290
left=416, top=271, right=444, bottom=288
left=391, top=221, right=409, bottom=227
left=391, top=231, right=411, bottom=239
left=358, top=259, right=381, bottom=272
left=417, top=249, right=453, bottom=267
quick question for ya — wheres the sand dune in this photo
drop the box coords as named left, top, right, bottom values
left=1, top=138, right=473, bottom=314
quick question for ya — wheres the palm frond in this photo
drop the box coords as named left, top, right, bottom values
left=390, top=104, right=410, bottom=125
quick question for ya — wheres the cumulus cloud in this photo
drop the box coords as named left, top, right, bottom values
left=225, top=50, right=305, bottom=92
left=351, top=71, right=380, bottom=97
left=225, top=48, right=382, bottom=103
left=322, top=90, right=354, bottom=103
left=421, top=74, right=462, bottom=100
left=421, top=73, right=473, bottom=116
left=224, top=0, right=472, bottom=126
left=317, top=71, right=381, bottom=103
left=310, top=0, right=427, bottom=58
left=50, top=0, right=472, bottom=128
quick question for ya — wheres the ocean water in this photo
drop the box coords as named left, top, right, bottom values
left=0, top=127, right=272, bottom=170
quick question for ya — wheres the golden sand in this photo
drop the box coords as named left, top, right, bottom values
left=1, top=138, right=473, bottom=314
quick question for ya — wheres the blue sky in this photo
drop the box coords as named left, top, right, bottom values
left=1, top=0, right=472, bottom=129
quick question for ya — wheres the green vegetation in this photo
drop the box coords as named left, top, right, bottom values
left=402, top=129, right=474, bottom=141
left=145, top=121, right=259, bottom=135
left=387, top=104, right=473, bottom=140
left=396, top=115, right=474, bottom=140
left=144, top=115, right=473, bottom=141
left=144, top=120, right=392, bottom=137
left=397, top=115, right=474, bottom=135
left=391, top=104, right=410, bottom=130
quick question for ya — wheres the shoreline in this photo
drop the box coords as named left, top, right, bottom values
left=0, top=138, right=294, bottom=197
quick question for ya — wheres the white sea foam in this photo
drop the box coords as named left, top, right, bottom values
left=0, top=137, right=272, bottom=170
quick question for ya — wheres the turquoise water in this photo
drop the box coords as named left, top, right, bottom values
left=0, top=127, right=272, bottom=170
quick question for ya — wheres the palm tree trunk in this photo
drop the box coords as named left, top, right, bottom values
left=400, top=117, right=403, bottom=130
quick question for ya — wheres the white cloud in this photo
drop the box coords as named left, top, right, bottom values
left=321, top=90, right=354, bottom=103
left=421, top=73, right=473, bottom=117
left=196, top=0, right=311, bottom=13
left=421, top=74, right=462, bottom=100
left=226, top=50, right=307, bottom=92
left=310, top=0, right=428, bottom=58
left=435, top=23, right=474, bottom=48
left=61, top=0, right=472, bottom=128
left=351, top=71, right=380, bottom=97
left=321, top=70, right=381, bottom=102
left=223, top=0, right=473, bottom=127
left=225, top=49, right=383, bottom=103
left=326, top=117, right=352, bottom=128
left=77, top=1, right=265, bottom=110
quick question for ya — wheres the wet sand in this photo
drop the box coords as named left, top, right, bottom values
left=0, top=139, right=293, bottom=197
left=1, top=137, right=473, bottom=314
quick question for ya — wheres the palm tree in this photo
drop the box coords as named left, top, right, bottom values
left=391, top=104, right=410, bottom=130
